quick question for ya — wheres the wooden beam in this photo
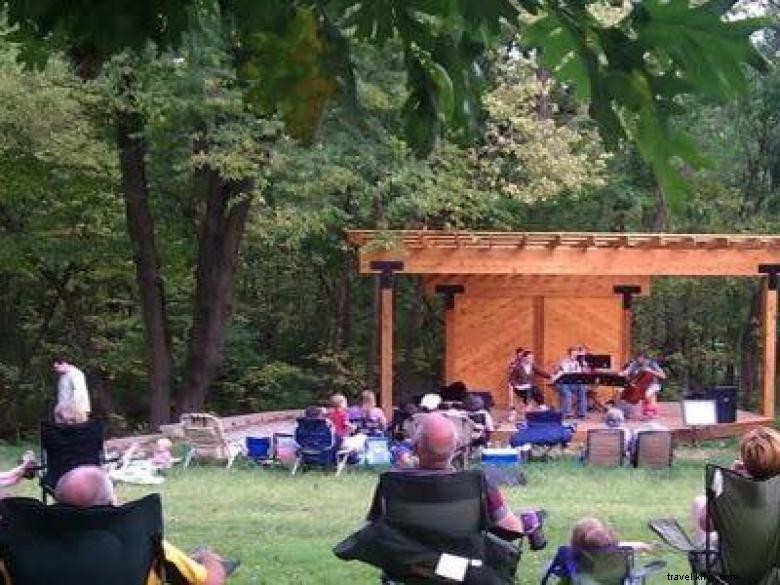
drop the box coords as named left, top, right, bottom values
left=421, top=275, right=651, bottom=297
left=380, top=285, right=394, bottom=418
left=444, top=303, right=456, bottom=384
left=358, top=247, right=780, bottom=277
left=533, top=297, right=545, bottom=371
left=762, top=277, right=777, bottom=419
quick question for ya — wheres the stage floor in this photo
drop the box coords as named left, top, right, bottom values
left=492, top=401, right=773, bottom=445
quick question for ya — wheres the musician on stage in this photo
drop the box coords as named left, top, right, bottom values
left=508, top=348, right=548, bottom=417
left=620, top=351, right=666, bottom=419
left=552, top=347, right=588, bottom=419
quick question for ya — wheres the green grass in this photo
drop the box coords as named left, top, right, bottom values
left=0, top=442, right=740, bottom=584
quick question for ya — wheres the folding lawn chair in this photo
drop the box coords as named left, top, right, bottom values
left=541, top=545, right=665, bottom=584
left=0, top=494, right=164, bottom=585
left=291, top=418, right=355, bottom=476
left=631, top=430, right=672, bottom=469
left=180, top=413, right=245, bottom=469
left=334, top=469, right=522, bottom=584
left=583, top=429, right=626, bottom=467
left=509, top=411, right=575, bottom=458
left=39, top=419, right=106, bottom=503
left=650, top=464, right=780, bottom=584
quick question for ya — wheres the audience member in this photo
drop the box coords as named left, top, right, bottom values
left=570, top=517, right=652, bottom=552
left=604, top=407, right=633, bottom=455
left=358, top=390, right=387, bottom=433
left=0, top=451, right=36, bottom=489
left=463, top=394, right=494, bottom=448
left=54, top=466, right=228, bottom=585
left=51, top=356, right=91, bottom=418
left=403, top=413, right=534, bottom=535
left=419, top=393, right=442, bottom=413
left=54, top=400, right=88, bottom=425
left=692, top=427, right=780, bottom=546
left=151, top=438, right=175, bottom=470
left=327, top=394, right=353, bottom=439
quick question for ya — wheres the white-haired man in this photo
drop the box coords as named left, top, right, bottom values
left=54, top=466, right=227, bottom=585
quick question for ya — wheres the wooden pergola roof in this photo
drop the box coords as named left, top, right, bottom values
left=347, top=230, right=780, bottom=250
left=347, top=230, right=780, bottom=277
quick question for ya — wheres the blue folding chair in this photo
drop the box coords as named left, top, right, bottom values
left=541, top=545, right=665, bottom=584
left=291, top=418, right=353, bottom=476
left=510, top=411, right=574, bottom=456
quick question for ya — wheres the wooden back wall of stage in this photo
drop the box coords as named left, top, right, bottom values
left=436, top=276, right=648, bottom=409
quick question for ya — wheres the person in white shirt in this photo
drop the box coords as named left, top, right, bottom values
left=52, top=356, right=91, bottom=418
left=552, top=347, right=586, bottom=418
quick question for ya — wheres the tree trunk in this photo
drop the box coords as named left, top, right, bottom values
left=116, top=109, right=173, bottom=428
left=333, top=248, right=353, bottom=350
left=178, top=169, right=252, bottom=414
left=741, top=283, right=762, bottom=409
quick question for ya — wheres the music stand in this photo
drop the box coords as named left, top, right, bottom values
left=681, top=399, right=718, bottom=445
left=581, top=354, right=612, bottom=370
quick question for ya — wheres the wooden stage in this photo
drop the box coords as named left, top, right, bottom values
left=491, top=401, right=773, bottom=445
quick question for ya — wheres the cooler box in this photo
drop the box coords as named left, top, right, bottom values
left=364, top=437, right=392, bottom=466
left=481, top=448, right=520, bottom=466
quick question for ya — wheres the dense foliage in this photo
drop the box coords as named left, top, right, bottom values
left=0, top=2, right=777, bottom=434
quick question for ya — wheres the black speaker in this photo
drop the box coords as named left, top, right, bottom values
left=709, top=386, right=737, bottom=423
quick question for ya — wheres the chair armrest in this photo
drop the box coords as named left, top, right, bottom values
left=632, top=559, right=667, bottom=580
left=489, top=526, right=523, bottom=542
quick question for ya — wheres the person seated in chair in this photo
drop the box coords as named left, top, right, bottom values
left=571, top=517, right=651, bottom=552
left=402, top=413, right=533, bottom=535
left=463, top=394, right=494, bottom=448
left=54, top=400, right=88, bottom=425
left=691, top=427, right=780, bottom=547
left=50, top=465, right=228, bottom=585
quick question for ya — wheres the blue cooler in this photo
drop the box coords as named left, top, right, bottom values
left=481, top=448, right=520, bottom=466
left=246, top=436, right=271, bottom=461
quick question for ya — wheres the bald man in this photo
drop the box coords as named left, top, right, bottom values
left=409, top=413, right=527, bottom=534
left=54, top=466, right=227, bottom=585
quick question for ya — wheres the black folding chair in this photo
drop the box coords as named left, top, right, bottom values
left=334, top=469, right=522, bottom=584
left=39, top=419, right=106, bottom=502
left=0, top=494, right=164, bottom=585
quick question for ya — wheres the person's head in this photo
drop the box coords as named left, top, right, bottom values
left=419, top=393, right=442, bottom=412
left=55, top=465, right=116, bottom=507
left=604, top=407, right=624, bottom=428
left=570, top=517, right=618, bottom=549
left=413, top=413, right=457, bottom=470
left=740, top=427, right=780, bottom=480
left=521, top=350, right=534, bottom=363
left=360, top=390, right=377, bottom=410
left=54, top=401, right=88, bottom=425
left=515, top=347, right=525, bottom=357
left=463, top=394, right=484, bottom=413
left=330, top=393, right=348, bottom=410
left=304, top=405, right=325, bottom=419
left=51, top=356, right=70, bottom=375
left=636, top=351, right=649, bottom=365
left=568, top=347, right=578, bottom=359
left=155, top=437, right=172, bottom=452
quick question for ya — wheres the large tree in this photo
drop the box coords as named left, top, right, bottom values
left=0, top=0, right=768, bottom=424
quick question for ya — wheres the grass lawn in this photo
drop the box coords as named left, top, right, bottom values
left=0, top=441, right=740, bottom=584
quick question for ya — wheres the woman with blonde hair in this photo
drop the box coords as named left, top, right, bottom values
left=358, top=389, right=387, bottom=432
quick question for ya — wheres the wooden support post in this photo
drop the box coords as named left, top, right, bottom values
left=380, top=284, right=394, bottom=418
left=759, top=269, right=778, bottom=419
left=614, top=285, right=641, bottom=367
left=533, top=297, right=545, bottom=371
left=435, top=284, right=465, bottom=385
left=371, top=260, right=404, bottom=419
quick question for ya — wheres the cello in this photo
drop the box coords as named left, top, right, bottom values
left=622, top=369, right=656, bottom=404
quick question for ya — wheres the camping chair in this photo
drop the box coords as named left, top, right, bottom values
left=583, top=429, right=626, bottom=467
left=631, top=429, right=672, bottom=469
left=291, top=417, right=354, bottom=476
left=0, top=494, right=163, bottom=585
left=39, top=419, right=106, bottom=503
left=541, top=545, right=665, bottom=584
left=180, top=413, right=244, bottom=469
left=650, top=464, right=780, bottom=585
left=333, top=469, right=522, bottom=584
left=509, top=411, right=575, bottom=457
